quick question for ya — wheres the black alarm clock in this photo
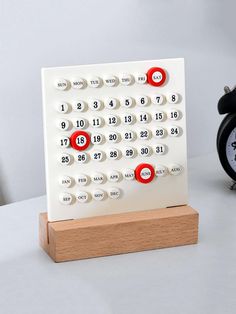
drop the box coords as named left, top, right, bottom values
left=217, top=86, right=236, bottom=181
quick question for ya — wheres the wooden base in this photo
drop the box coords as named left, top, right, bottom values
left=39, top=205, right=199, bottom=262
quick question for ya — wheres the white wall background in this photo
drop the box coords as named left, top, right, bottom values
left=0, top=0, right=235, bottom=205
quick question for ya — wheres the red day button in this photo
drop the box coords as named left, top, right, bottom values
left=70, top=131, right=90, bottom=151
left=135, top=163, right=155, bottom=184
left=147, top=67, right=166, bottom=87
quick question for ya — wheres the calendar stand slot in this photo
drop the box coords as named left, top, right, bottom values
left=39, top=205, right=199, bottom=262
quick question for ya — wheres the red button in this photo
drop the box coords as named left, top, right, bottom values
left=135, top=163, right=155, bottom=184
left=70, top=131, right=90, bottom=151
left=147, top=67, right=166, bottom=87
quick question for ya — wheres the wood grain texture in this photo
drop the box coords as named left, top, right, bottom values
left=39, top=205, right=199, bottom=262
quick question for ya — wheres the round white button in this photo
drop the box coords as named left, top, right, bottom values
left=169, top=164, right=182, bottom=175
left=122, top=130, right=135, bottom=141
left=107, top=170, right=120, bottom=182
left=59, top=153, right=72, bottom=165
left=167, top=93, right=179, bottom=104
left=168, top=126, right=181, bottom=137
left=92, top=189, right=105, bottom=201
left=139, top=146, right=151, bottom=157
left=72, top=100, right=87, bottom=112
left=108, top=187, right=121, bottom=199
left=155, top=165, right=168, bottom=177
left=57, top=119, right=70, bottom=131
left=59, top=176, right=72, bottom=188
left=135, top=73, right=147, bottom=84
left=91, top=150, right=104, bottom=162
left=136, top=95, right=149, bottom=106
left=91, top=172, right=105, bottom=184
left=123, top=147, right=135, bottom=158
left=138, top=112, right=149, bottom=123
left=105, top=97, right=119, bottom=109
left=73, top=118, right=88, bottom=129
left=138, top=129, right=150, bottom=140
left=120, top=96, right=134, bottom=108
left=76, top=191, right=89, bottom=203
left=104, top=75, right=117, bottom=87
left=88, top=76, right=101, bottom=88
left=152, top=111, right=165, bottom=122
left=56, top=102, right=69, bottom=113
left=107, top=132, right=120, bottom=143
left=168, top=109, right=181, bottom=120
left=154, top=127, right=166, bottom=138
left=107, top=148, right=120, bottom=160
left=152, top=94, right=164, bottom=105
left=89, top=99, right=103, bottom=111
left=106, top=115, right=119, bottom=126
left=119, top=73, right=133, bottom=85
left=76, top=152, right=88, bottom=163
left=140, top=167, right=152, bottom=180
left=74, top=134, right=88, bottom=148
left=71, top=77, right=85, bottom=89
left=151, top=70, right=164, bottom=84
left=54, top=78, right=69, bottom=91
left=91, top=133, right=104, bottom=145
left=122, top=114, right=135, bottom=125
left=58, top=136, right=70, bottom=148
left=76, top=174, right=88, bottom=186
left=123, top=169, right=135, bottom=180
left=90, top=116, right=103, bottom=128
left=154, top=144, right=166, bottom=155
left=59, top=193, right=73, bottom=205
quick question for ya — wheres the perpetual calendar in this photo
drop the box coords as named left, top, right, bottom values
left=42, top=58, right=188, bottom=222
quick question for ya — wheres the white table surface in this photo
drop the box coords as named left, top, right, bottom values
left=0, top=153, right=236, bottom=314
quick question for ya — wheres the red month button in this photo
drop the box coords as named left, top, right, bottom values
left=135, top=163, right=155, bottom=184
left=147, top=67, right=166, bottom=87
left=70, top=131, right=90, bottom=151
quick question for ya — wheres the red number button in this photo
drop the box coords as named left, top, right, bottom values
left=70, top=131, right=90, bottom=151
left=147, top=67, right=166, bottom=87
left=135, top=163, right=155, bottom=184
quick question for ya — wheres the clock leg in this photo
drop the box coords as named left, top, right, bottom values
left=229, top=181, right=236, bottom=190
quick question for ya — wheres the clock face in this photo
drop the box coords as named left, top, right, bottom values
left=217, top=113, right=236, bottom=181
left=226, top=127, right=236, bottom=172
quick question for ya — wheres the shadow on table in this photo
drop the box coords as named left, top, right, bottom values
left=205, top=176, right=236, bottom=194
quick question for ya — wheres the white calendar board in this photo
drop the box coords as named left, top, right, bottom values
left=42, top=58, right=188, bottom=222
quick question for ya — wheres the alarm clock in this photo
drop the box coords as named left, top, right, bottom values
left=217, top=86, right=236, bottom=181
